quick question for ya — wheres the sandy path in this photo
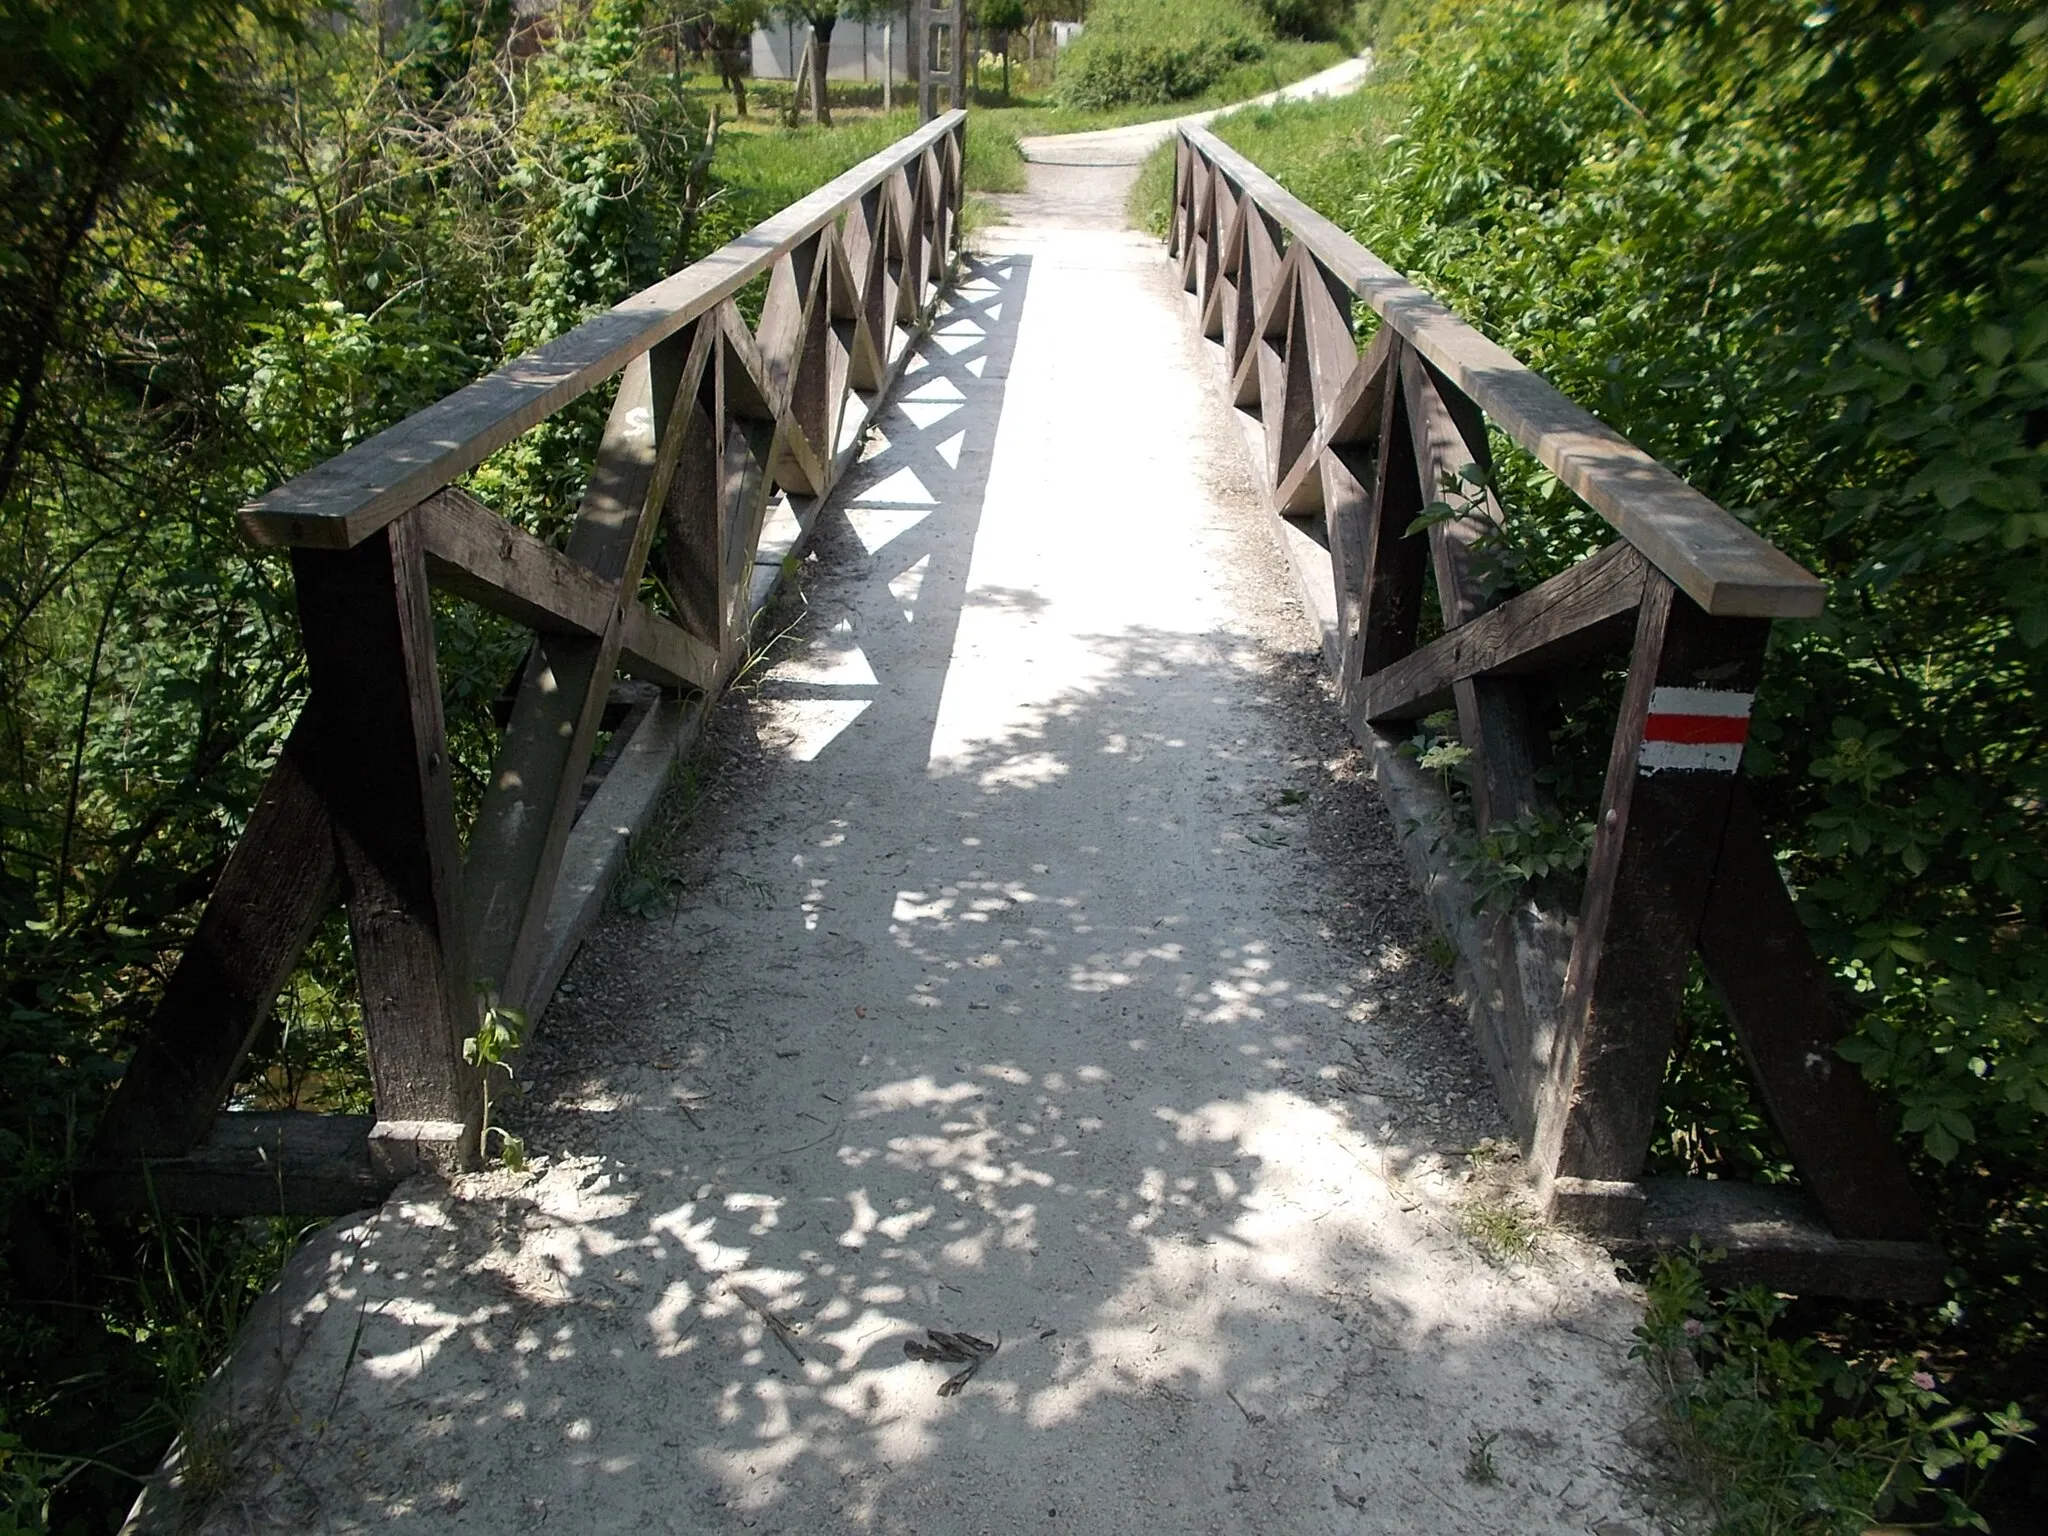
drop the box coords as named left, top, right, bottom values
left=137, top=90, right=1668, bottom=1536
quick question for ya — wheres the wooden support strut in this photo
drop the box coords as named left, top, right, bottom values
left=87, top=711, right=338, bottom=1163
left=463, top=329, right=708, bottom=1015
left=1403, top=345, right=1555, bottom=832
left=1698, top=783, right=1932, bottom=1242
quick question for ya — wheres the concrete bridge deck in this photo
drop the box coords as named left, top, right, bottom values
left=147, top=80, right=1666, bottom=1536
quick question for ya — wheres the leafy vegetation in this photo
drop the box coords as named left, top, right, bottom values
left=1136, top=0, right=2048, bottom=1518
left=1639, top=1252, right=2035, bottom=1532
left=1054, top=0, right=1273, bottom=108
left=1050, top=0, right=1350, bottom=110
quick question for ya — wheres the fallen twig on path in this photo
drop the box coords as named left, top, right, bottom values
left=729, top=1282, right=806, bottom=1366
left=903, top=1328, right=1000, bottom=1396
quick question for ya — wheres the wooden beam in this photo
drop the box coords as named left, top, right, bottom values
left=1354, top=542, right=1647, bottom=724
left=1699, top=783, right=1934, bottom=1242
left=619, top=601, right=720, bottom=694
left=88, top=711, right=337, bottom=1162
left=418, top=484, right=716, bottom=691
left=292, top=514, right=479, bottom=1173
left=241, top=113, right=967, bottom=552
left=79, top=1113, right=392, bottom=1218
left=1615, top=1178, right=1944, bottom=1301
left=418, top=487, right=615, bottom=636
left=1178, top=126, right=1824, bottom=620
left=463, top=337, right=694, bottom=1009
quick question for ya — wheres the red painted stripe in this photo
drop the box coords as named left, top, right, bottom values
left=1644, top=712, right=1750, bottom=746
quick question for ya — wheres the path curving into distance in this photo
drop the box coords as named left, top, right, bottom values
left=144, top=79, right=1671, bottom=1536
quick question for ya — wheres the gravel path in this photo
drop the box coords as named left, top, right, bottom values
left=138, top=90, right=1669, bottom=1536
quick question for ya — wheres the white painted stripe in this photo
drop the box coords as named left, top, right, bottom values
left=1647, top=686, right=1753, bottom=718
left=1638, top=740, right=1744, bottom=774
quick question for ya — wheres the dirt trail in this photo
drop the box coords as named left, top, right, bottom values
left=134, top=86, right=1669, bottom=1536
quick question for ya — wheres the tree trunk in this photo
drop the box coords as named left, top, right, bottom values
left=789, top=32, right=812, bottom=123
left=1001, top=35, right=1009, bottom=98
left=809, top=17, right=836, bottom=126
left=714, top=32, right=749, bottom=118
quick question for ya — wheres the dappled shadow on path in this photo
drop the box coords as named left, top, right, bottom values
left=172, top=253, right=1658, bottom=1536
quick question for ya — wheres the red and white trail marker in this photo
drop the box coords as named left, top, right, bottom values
left=1637, top=686, right=1753, bottom=774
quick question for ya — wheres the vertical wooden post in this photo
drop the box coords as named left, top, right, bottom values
left=917, top=0, right=963, bottom=120
left=1535, top=576, right=1770, bottom=1231
left=292, top=512, right=480, bottom=1176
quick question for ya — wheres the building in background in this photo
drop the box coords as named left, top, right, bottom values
left=749, top=8, right=1078, bottom=83
left=751, top=11, right=908, bottom=81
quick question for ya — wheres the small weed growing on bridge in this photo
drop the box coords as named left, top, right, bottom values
left=1457, top=1197, right=1539, bottom=1265
left=1464, top=1429, right=1501, bottom=1485
left=464, top=995, right=529, bottom=1172
left=1420, top=929, right=1458, bottom=977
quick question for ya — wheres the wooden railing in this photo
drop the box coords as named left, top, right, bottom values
left=1172, top=125, right=1942, bottom=1296
left=83, top=112, right=967, bottom=1214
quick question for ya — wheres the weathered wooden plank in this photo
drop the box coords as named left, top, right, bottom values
left=1699, top=783, right=1933, bottom=1241
left=520, top=694, right=706, bottom=1021
left=417, top=487, right=615, bottom=636
left=1616, top=1178, right=1945, bottom=1301
left=831, top=208, right=887, bottom=398
left=79, top=1113, right=392, bottom=1218
left=1178, top=126, right=1823, bottom=620
left=1355, top=542, right=1647, bottom=724
left=242, top=113, right=966, bottom=552
left=1275, top=322, right=1393, bottom=518
left=292, top=514, right=479, bottom=1174
left=1254, top=246, right=1304, bottom=476
left=417, top=484, right=717, bottom=692
left=1272, top=261, right=1318, bottom=487
left=88, top=711, right=337, bottom=1163
left=755, top=243, right=811, bottom=406
left=1534, top=577, right=1771, bottom=1220
left=658, top=347, right=728, bottom=652
left=769, top=235, right=836, bottom=497
left=619, top=601, right=721, bottom=694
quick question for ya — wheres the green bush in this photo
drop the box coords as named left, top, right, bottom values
left=1637, top=1253, right=2034, bottom=1531
left=1054, top=0, right=1272, bottom=109
left=1258, top=0, right=1350, bottom=41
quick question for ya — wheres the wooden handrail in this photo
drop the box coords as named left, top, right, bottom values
left=1179, top=125, right=1822, bottom=621
left=1171, top=124, right=1941, bottom=1297
left=243, top=110, right=967, bottom=552
left=86, top=113, right=968, bottom=1211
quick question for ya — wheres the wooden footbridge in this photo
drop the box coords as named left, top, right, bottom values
left=85, top=110, right=1939, bottom=1301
